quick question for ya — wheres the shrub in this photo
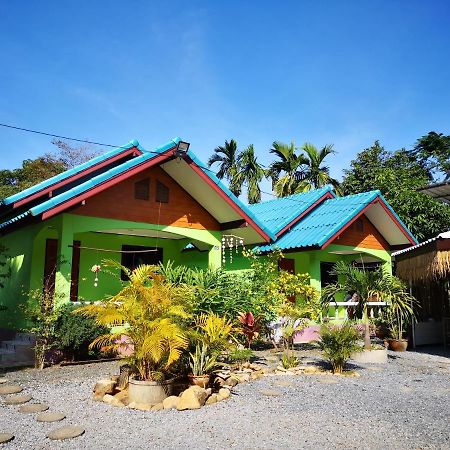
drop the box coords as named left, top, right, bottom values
left=54, top=304, right=109, bottom=361
left=228, top=347, right=253, bottom=369
left=281, top=351, right=299, bottom=369
left=318, top=323, right=361, bottom=373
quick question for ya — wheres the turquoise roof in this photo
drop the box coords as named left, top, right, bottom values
left=247, top=186, right=334, bottom=235
left=257, top=190, right=417, bottom=252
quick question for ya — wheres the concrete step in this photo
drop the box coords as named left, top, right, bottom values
left=1, top=340, right=34, bottom=351
left=15, top=332, right=36, bottom=344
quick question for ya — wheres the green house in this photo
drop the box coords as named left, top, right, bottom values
left=0, top=138, right=417, bottom=335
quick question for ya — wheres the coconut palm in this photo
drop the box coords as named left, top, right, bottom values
left=321, top=261, right=416, bottom=349
left=208, top=139, right=241, bottom=196
left=267, top=141, right=308, bottom=197
left=76, top=262, right=192, bottom=381
left=296, top=143, right=342, bottom=195
left=234, top=144, right=266, bottom=204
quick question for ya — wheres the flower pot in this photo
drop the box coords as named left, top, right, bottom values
left=188, top=374, right=210, bottom=389
left=351, top=348, right=388, bottom=364
left=387, top=339, right=408, bottom=352
left=128, top=377, right=175, bottom=405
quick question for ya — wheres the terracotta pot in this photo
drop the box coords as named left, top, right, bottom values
left=387, top=339, right=408, bottom=352
left=188, top=374, right=210, bottom=389
left=128, top=377, right=175, bottom=405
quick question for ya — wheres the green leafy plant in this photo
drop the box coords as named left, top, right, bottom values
left=281, top=351, right=299, bottom=369
left=228, top=347, right=253, bottom=370
left=189, top=343, right=224, bottom=376
left=76, top=262, right=193, bottom=381
left=54, top=304, right=109, bottom=361
left=319, top=323, right=361, bottom=374
left=193, top=312, right=236, bottom=353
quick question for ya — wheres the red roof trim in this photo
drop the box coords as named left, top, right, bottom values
left=41, top=147, right=175, bottom=220
left=320, top=197, right=416, bottom=250
left=276, top=192, right=334, bottom=237
left=187, top=161, right=272, bottom=243
left=14, top=147, right=141, bottom=209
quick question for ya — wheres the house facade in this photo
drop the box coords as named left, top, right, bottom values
left=0, top=138, right=417, bottom=332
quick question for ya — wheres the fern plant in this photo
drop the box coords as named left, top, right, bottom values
left=76, top=262, right=193, bottom=381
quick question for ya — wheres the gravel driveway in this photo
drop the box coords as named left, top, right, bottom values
left=1, top=348, right=449, bottom=450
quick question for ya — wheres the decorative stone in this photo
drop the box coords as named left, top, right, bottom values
left=177, top=386, right=208, bottom=410
left=37, top=412, right=66, bottom=422
left=0, top=385, right=23, bottom=395
left=260, top=389, right=282, bottom=397
left=162, top=395, right=180, bottom=409
left=128, top=402, right=152, bottom=411
left=217, top=388, right=231, bottom=400
left=47, top=426, right=85, bottom=440
left=102, top=394, right=125, bottom=407
left=4, top=394, right=33, bottom=405
left=151, top=403, right=163, bottom=411
left=0, top=378, right=8, bottom=384
left=275, top=380, right=295, bottom=387
left=94, top=379, right=116, bottom=397
left=0, top=433, right=14, bottom=444
left=205, top=393, right=218, bottom=405
left=225, top=376, right=240, bottom=386
left=19, top=403, right=49, bottom=413
left=114, top=390, right=129, bottom=406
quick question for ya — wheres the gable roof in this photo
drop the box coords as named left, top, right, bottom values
left=258, top=190, right=417, bottom=252
left=0, top=138, right=275, bottom=243
left=247, top=186, right=335, bottom=236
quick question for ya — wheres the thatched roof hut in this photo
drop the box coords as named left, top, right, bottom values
left=393, top=231, right=450, bottom=282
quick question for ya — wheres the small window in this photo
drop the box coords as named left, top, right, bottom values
left=156, top=180, right=169, bottom=203
left=121, top=245, right=163, bottom=280
left=355, top=218, right=364, bottom=232
left=135, top=178, right=150, bottom=200
left=320, top=262, right=337, bottom=288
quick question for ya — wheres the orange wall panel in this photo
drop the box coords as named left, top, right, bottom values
left=333, top=215, right=389, bottom=250
left=70, top=166, right=220, bottom=230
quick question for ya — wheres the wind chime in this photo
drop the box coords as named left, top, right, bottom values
left=221, top=234, right=245, bottom=265
left=91, top=264, right=101, bottom=287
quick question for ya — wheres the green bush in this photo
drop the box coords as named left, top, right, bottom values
left=55, top=304, right=109, bottom=361
left=228, top=347, right=253, bottom=369
left=281, top=351, right=299, bottom=369
left=318, top=323, right=361, bottom=373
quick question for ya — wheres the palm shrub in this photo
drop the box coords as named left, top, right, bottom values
left=76, top=262, right=193, bottom=381
left=319, top=323, right=361, bottom=373
left=193, top=312, right=236, bottom=353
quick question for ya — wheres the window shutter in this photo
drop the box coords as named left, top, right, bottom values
left=135, top=178, right=150, bottom=200
left=156, top=180, right=169, bottom=203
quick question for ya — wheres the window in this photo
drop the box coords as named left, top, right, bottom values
left=120, top=245, right=163, bottom=280
left=156, top=180, right=169, bottom=203
left=320, top=262, right=337, bottom=288
left=134, top=178, right=150, bottom=200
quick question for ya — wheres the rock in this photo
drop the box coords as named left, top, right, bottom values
left=217, top=388, right=231, bottom=400
left=114, top=389, right=129, bottom=406
left=151, top=403, right=163, bottom=411
left=260, top=389, right=282, bottom=397
left=4, top=394, right=33, bottom=405
left=242, top=361, right=251, bottom=369
left=0, top=384, right=23, bottom=395
left=129, top=402, right=153, bottom=411
left=47, top=426, right=85, bottom=440
left=94, top=379, right=116, bottom=397
left=0, top=433, right=14, bottom=444
left=304, top=366, right=321, bottom=374
left=102, top=394, right=125, bottom=407
left=19, top=403, right=49, bottom=413
left=205, top=393, right=218, bottom=405
left=0, top=378, right=8, bottom=384
left=37, top=412, right=66, bottom=422
left=275, top=380, right=295, bottom=387
left=111, top=375, right=120, bottom=383
left=163, top=395, right=180, bottom=410
left=177, top=386, right=209, bottom=410
left=251, top=371, right=264, bottom=381
left=224, top=376, right=239, bottom=387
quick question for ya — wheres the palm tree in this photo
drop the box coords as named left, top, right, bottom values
left=296, top=143, right=342, bottom=195
left=235, top=144, right=265, bottom=204
left=208, top=139, right=241, bottom=196
left=268, top=141, right=308, bottom=197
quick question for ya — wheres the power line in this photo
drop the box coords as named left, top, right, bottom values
left=0, top=122, right=120, bottom=148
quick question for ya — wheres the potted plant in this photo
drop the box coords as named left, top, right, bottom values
left=77, top=262, right=192, bottom=405
left=188, top=343, right=223, bottom=388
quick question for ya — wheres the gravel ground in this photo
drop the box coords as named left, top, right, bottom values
left=1, top=348, right=449, bottom=450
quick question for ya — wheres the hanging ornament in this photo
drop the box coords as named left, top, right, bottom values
left=221, top=234, right=245, bottom=265
left=91, top=264, right=101, bottom=287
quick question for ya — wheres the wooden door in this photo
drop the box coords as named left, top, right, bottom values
left=43, top=238, right=58, bottom=297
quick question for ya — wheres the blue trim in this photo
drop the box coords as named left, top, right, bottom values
left=0, top=211, right=31, bottom=229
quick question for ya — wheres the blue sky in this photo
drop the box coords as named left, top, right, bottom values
left=1, top=1, right=449, bottom=198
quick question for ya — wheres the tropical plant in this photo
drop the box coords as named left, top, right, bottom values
left=208, top=139, right=241, bottom=196
left=193, top=312, right=236, bottom=353
left=296, top=143, right=342, bottom=195
left=228, top=347, right=253, bottom=370
left=234, top=144, right=266, bottom=204
left=281, top=351, right=299, bottom=369
left=268, top=141, right=308, bottom=197
left=279, top=318, right=305, bottom=351
left=189, top=343, right=224, bottom=376
left=237, top=311, right=261, bottom=348
left=318, top=323, right=361, bottom=373
left=76, top=262, right=192, bottom=381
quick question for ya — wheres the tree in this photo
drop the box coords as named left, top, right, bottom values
left=411, top=131, right=450, bottom=181
left=0, top=140, right=101, bottom=200
left=235, top=144, right=266, bottom=204
left=207, top=139, right=241, bottom=196
left=342, top=141, right=450, bottom=241
left=297, top=143, right=342, bottom=195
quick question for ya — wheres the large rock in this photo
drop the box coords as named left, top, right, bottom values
left=177, top=386, right=208, bottom=410
left=102, top=394, right=125, bottom=407
left=205, top=393, right=218, bottom=405
left=217, top=388, right=231, bottom=401
left=94, top=379, right=116, bottom=397
left=162, top=395, right=180, bottom=410
left=151, top=403, right=163, bottom=411
left=114, top=389, right=129, bottom=406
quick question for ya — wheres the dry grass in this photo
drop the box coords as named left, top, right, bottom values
left=396, top=250, right=450, bottom=281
